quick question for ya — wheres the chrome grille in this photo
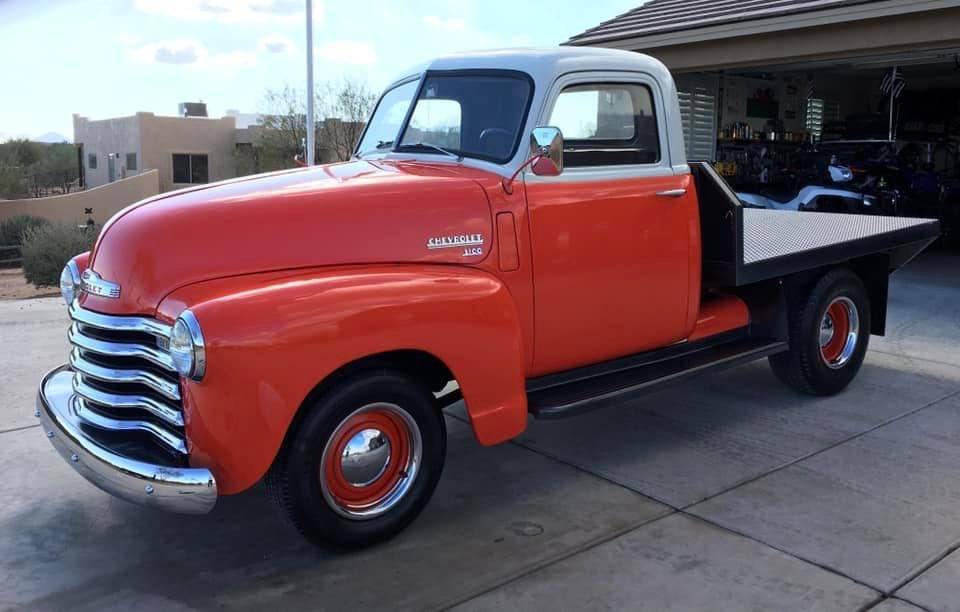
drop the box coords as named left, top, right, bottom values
left=67, top=302, right=186, bottom=455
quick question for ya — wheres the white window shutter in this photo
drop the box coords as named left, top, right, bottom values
left=675, top=74, right=718, bottom=162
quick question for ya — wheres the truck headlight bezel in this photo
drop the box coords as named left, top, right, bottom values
left=59, top=260, right=81, bottom=306
left=169, top=310, right=206, bottom=381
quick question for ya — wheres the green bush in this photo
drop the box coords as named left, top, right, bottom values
left=21, top=223, right=98, bottom=287
left=0, top=215, right=50, bottom=246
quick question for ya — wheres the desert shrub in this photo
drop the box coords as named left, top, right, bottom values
left=21, top=223, right=98, bottom=287
left=0, top=215, right=50, bottom=246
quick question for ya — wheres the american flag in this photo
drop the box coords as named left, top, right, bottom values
left=881, top=67, right=907, bottom=99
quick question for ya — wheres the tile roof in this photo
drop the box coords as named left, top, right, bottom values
left=567, top=0, right=878, bottom=45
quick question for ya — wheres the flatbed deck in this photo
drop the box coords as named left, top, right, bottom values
left=739, top=209, right=939, bottom=284
left=691, top=162, right=940, bottom=288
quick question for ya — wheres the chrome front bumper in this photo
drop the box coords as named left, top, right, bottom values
left=37, top=366, right=217, bottom=514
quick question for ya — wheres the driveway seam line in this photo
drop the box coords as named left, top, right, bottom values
left=865, top=595, right=935, bottom=612
left=0, top=423, right=40, bottom=435
left=446, top=386, right=960, bottom=606
left=682, top=387, right=960, bottom=511
left=447, top=411, right=678, bottom=506
left=870, top=348, right=960, bottom=369
left=886, top=535, right=960, bottom=598
left=451, top=415, right=886, bottom=605
left=434, top=509, right=677, bottom=612
left=679, top=511, right=883, bottom=595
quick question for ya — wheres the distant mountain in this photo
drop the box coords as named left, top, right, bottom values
left=34, top=132, right=71, bottom=143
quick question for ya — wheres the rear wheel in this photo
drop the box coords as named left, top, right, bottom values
left=769, top=269, right=871, bottom=395
left=266, top=371, right=446, bottom=549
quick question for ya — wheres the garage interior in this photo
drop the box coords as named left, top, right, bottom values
left=568, top=0, right=960, bottom=248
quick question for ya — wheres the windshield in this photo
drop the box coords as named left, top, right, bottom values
left=357, top=71, right=533, bottom=164
left=356, top=79, right=419, bottom=156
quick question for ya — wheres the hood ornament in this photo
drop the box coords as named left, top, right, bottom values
left=81, top=269, right=121, bottom=299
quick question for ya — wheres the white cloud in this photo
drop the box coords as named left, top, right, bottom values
left=422, top=15, right=466, bottom=31
left=129, top=39, right=204, bottom=65
left=316, top=40, right=377, bottom=66
left=134, top=0, right=323, bottom=25
left=259, top=35, right=295, bottom=55
left=128, top=40, right=256, bottom=69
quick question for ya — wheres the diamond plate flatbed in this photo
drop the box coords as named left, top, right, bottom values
left=742, top=210, right=936, bottom=265
left=691, top=162, right=940, bottom=288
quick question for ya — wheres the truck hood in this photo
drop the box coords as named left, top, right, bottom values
left=82, top=160, right=493, bottom=316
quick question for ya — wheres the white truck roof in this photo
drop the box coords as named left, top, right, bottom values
left=386, top=47, right=689, bottom=176
left=399, top=47, right=674, bottom=89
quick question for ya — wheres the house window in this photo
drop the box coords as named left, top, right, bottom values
left=126, top=153, right=137, bottom=171
left=172, top=153, right=208, bottom=184
left=548, top=82, right=660, bottom=167
left=88, top=153, right=97, bottom=169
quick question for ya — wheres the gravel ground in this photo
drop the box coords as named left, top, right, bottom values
left=0, top=268, right=58, bottom=300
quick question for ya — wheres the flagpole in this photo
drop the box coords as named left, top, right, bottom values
left=306, top=0, right=315, bottom=166
left=888, top=66, right=896, bottom=142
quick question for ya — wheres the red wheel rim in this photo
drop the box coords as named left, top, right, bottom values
left=319, top=403, right=421, bottom=520
left=819, top=297, right=859, bottom=368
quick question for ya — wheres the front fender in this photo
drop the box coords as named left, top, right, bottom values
left=158, top=265, right=528, bottom=495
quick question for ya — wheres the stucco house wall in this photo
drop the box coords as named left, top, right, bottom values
left=74, top=112, right=238, bottom=193
left=73, top=114, right=142, bottom=189
left=138, top=114, right=237, bottom=192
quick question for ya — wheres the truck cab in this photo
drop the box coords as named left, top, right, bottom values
left=38, top=48, right=938, bottom=549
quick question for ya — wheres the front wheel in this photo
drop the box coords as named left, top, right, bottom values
left=266, top=371, right=446, bottom=549
left=769, top=268, right=871, bottom=395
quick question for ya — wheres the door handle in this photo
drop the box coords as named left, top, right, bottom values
left=656, top=189, right=687, bottom=198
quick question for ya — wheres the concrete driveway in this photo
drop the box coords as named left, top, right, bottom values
left=2, top=253, right=960, bottom=611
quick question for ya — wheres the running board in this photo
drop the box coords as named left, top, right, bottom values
left=527, top=338, right=788, bottom=420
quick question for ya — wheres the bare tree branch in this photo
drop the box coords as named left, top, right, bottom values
left=254, top=79, right=377, bottom=170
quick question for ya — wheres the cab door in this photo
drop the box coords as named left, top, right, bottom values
left=525, top=75, right=699, bottom=375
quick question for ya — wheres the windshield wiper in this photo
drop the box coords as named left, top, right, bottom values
left=354, top=140, right=395, bottom=159
left=398, top=142, right=463, bottom=161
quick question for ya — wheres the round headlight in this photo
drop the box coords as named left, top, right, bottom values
left=59, top=260, right=81, bottom=306
left=169, top=310, right=206, bottom=381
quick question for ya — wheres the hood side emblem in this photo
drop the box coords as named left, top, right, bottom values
left=426, top=234, right=484, bottom=250
left=81, top=269, right=121, bottom=299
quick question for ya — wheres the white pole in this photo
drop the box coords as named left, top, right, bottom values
left=305, top=0, right=315, bottom=166
left=888, top=66, right=896, bottom=142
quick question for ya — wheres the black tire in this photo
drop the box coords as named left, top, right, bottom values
left=769, top=268, right=871, bottom=396
left=266, top=371, right=446, bottom=549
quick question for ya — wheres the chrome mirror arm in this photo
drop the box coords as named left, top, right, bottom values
left=501, top=151, right=546, bottom=195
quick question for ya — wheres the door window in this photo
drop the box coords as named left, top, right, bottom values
left=548, top=83, right=660, bottom=167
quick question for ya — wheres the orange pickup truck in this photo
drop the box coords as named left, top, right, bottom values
left=38, top=48, right=939, bottom=549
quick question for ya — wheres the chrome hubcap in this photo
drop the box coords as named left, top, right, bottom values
left=340, top=428, right=391, bottom=487
left=819, top=296, right=860, bottom=369
left=319, top=403, right=422, bottom=520
left=819, top=315, right=836, bottom=347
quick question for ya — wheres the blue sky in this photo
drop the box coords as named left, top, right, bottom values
left=0, top=0, right=639, bottom=141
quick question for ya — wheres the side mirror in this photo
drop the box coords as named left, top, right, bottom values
left=530, top=126, right=563, bottom=177
left=501, top=126, right=564, bottom=194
